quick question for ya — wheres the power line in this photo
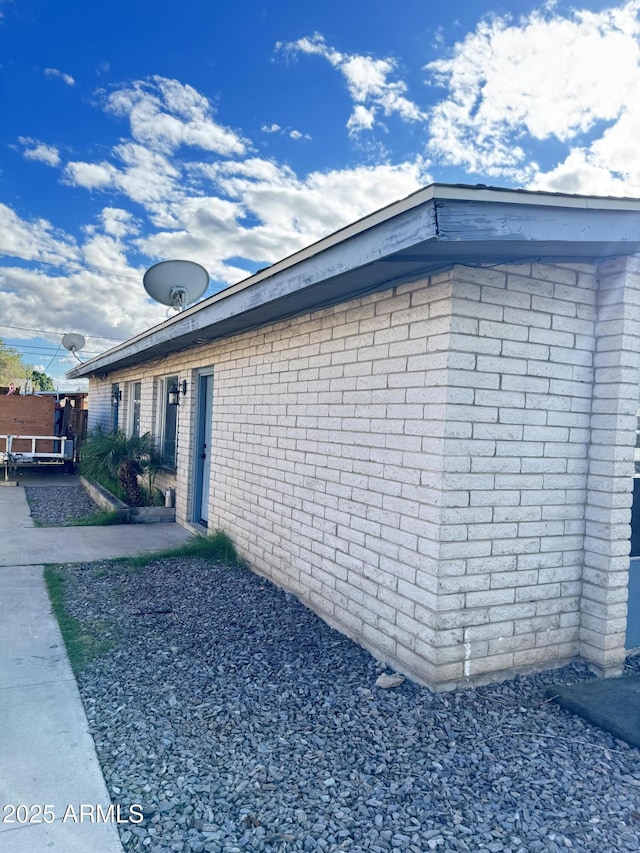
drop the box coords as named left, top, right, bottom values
left=0, top=247, right=143, bottom=281
left=42, top=343, right=62, bottom=374
left=11, top=341, right=101, bottom=352
left=10, top=355, right=98, bottom=362
left=12, top=349, right=101, bottom=358
left=0, top=322, right=126, bottom=342
left=7, top=342, right=60, bottom=350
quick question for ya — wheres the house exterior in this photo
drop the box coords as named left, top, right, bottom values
left=68, top=183, right=640, bottom=690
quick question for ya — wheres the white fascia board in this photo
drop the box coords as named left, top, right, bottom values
left=435, top=197, right=640, bottom=244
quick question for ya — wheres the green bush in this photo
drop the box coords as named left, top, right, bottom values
left=80, top=428, right=164, bottom=507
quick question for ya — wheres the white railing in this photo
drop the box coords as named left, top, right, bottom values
left=0, top=434, right=74, bottom=480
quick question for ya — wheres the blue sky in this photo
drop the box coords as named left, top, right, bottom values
left=1, top=0, right=638, bottom=387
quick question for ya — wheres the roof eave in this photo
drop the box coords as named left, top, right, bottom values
left=67, top=185, right=640, bottom=380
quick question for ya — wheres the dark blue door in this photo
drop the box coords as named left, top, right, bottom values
left=193, top=372, right=213, bottom=526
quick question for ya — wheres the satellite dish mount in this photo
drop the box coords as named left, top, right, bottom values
left=143, top=260, right=209, bottom=315
left=167, top=286, right=190, bottom=312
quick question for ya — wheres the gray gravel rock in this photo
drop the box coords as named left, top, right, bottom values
left=52, top=553, right=640, bottom=853
left=25, top=484, right=101, bottom=525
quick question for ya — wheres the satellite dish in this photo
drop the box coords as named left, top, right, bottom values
left=62, top=333, right=86, bottom=362
left=143, top=260, right=209, bottom=313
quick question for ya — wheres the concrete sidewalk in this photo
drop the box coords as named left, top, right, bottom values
left=0, top=485, right=193, bottom=851
left=0, top=484, right=192, bottom=566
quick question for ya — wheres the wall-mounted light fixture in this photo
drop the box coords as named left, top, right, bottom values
left=111, top=385, right=122, bottom=406
left=168, top=379, right=187, bottom=406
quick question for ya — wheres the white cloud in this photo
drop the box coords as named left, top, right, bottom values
left=55, top=75, right=432, bottom=276
left=279, top=33, right=426, bottom=134
left=425, top=1, right=640, bottom=190
left=112, top=143, right=182, bottom=207
left=347, top=105, right=376, bottom=135
left=0, top=204, right=167, bottom=378
left=260, top=123, right=310, bottom=140
left=65, top=161, right=118, bottom=190
left=19, top=138, right=61, bottom=167
left=0, top=203, right=79, bottom=266
left=82, top=208, right=139, bottom=242
left=131, top=155, right=430, bottom=283
left=289, top=129, right=311, bottom=141
left=98, top=208, right=138, bottom=240
left=44, top=67, right=75, bottom=86
left=528, top=148, right=636, bottom=196
left=3, top=67, right=431, bottom=380
left=341, top=54, right=425, bottom=122
left=0, top=205, right=159, bottom=385
left=65, top=144, right=181, bottom=211
left=169, top=157, right=431, bottom=265
left=530, top=101, right=640, bottom=196
left=193, top=156, right=292, bottom=184
left=0, top=263, right=157, bottom=348
left=104, top=76, right=249, bottom=156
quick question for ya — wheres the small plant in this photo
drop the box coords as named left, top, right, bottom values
left=139, top=482, right=166, bottom=507
left=125, top=529, right=244, bottom=568
left=80, top=427, right=164, bottom=507
left=44, top=567, right=117, bottom=673
left=65, top=510, right=122, bottom=527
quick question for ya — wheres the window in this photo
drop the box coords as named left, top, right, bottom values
left=158, top=375, right=178, bottom=468
left=128, top=381, right=142, bottom=437
left=111, top=383, right=120, bottom=433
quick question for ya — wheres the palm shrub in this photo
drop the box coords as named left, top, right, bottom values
left=80, top=428, right=164, bottom=507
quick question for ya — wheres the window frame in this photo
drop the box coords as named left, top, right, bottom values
left=156, top=374, right=179, bottom=470
left=127, top=380, right=142, bottom=438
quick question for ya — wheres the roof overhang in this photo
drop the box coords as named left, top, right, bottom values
left=68, top=183, right=640, bottom=379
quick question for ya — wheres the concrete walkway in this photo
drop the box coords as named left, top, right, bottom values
left=0, top=484, right=192, bottom=566
left=0, top=484, right=193, bottom=852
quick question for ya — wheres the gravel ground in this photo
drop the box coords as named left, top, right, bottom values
left=52, top=553, right=640, bottom=853
left=38, top=485, right=640, bottom=853
left=25, top=483, right=101, bottom=525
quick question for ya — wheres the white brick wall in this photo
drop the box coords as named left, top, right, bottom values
left=86, top=256, right=640, bottom=689
left=582, top=255, right=640, bottom=675
left=87, top=376, right=114, bottom=431
left=206, top=277, right=454, bottom=676
left=433, top=262, right=598, bottom=683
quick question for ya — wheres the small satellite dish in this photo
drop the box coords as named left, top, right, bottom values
left=143, top=260, right=209, bottom=313
left=62, top=333, right=86, bottom=363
